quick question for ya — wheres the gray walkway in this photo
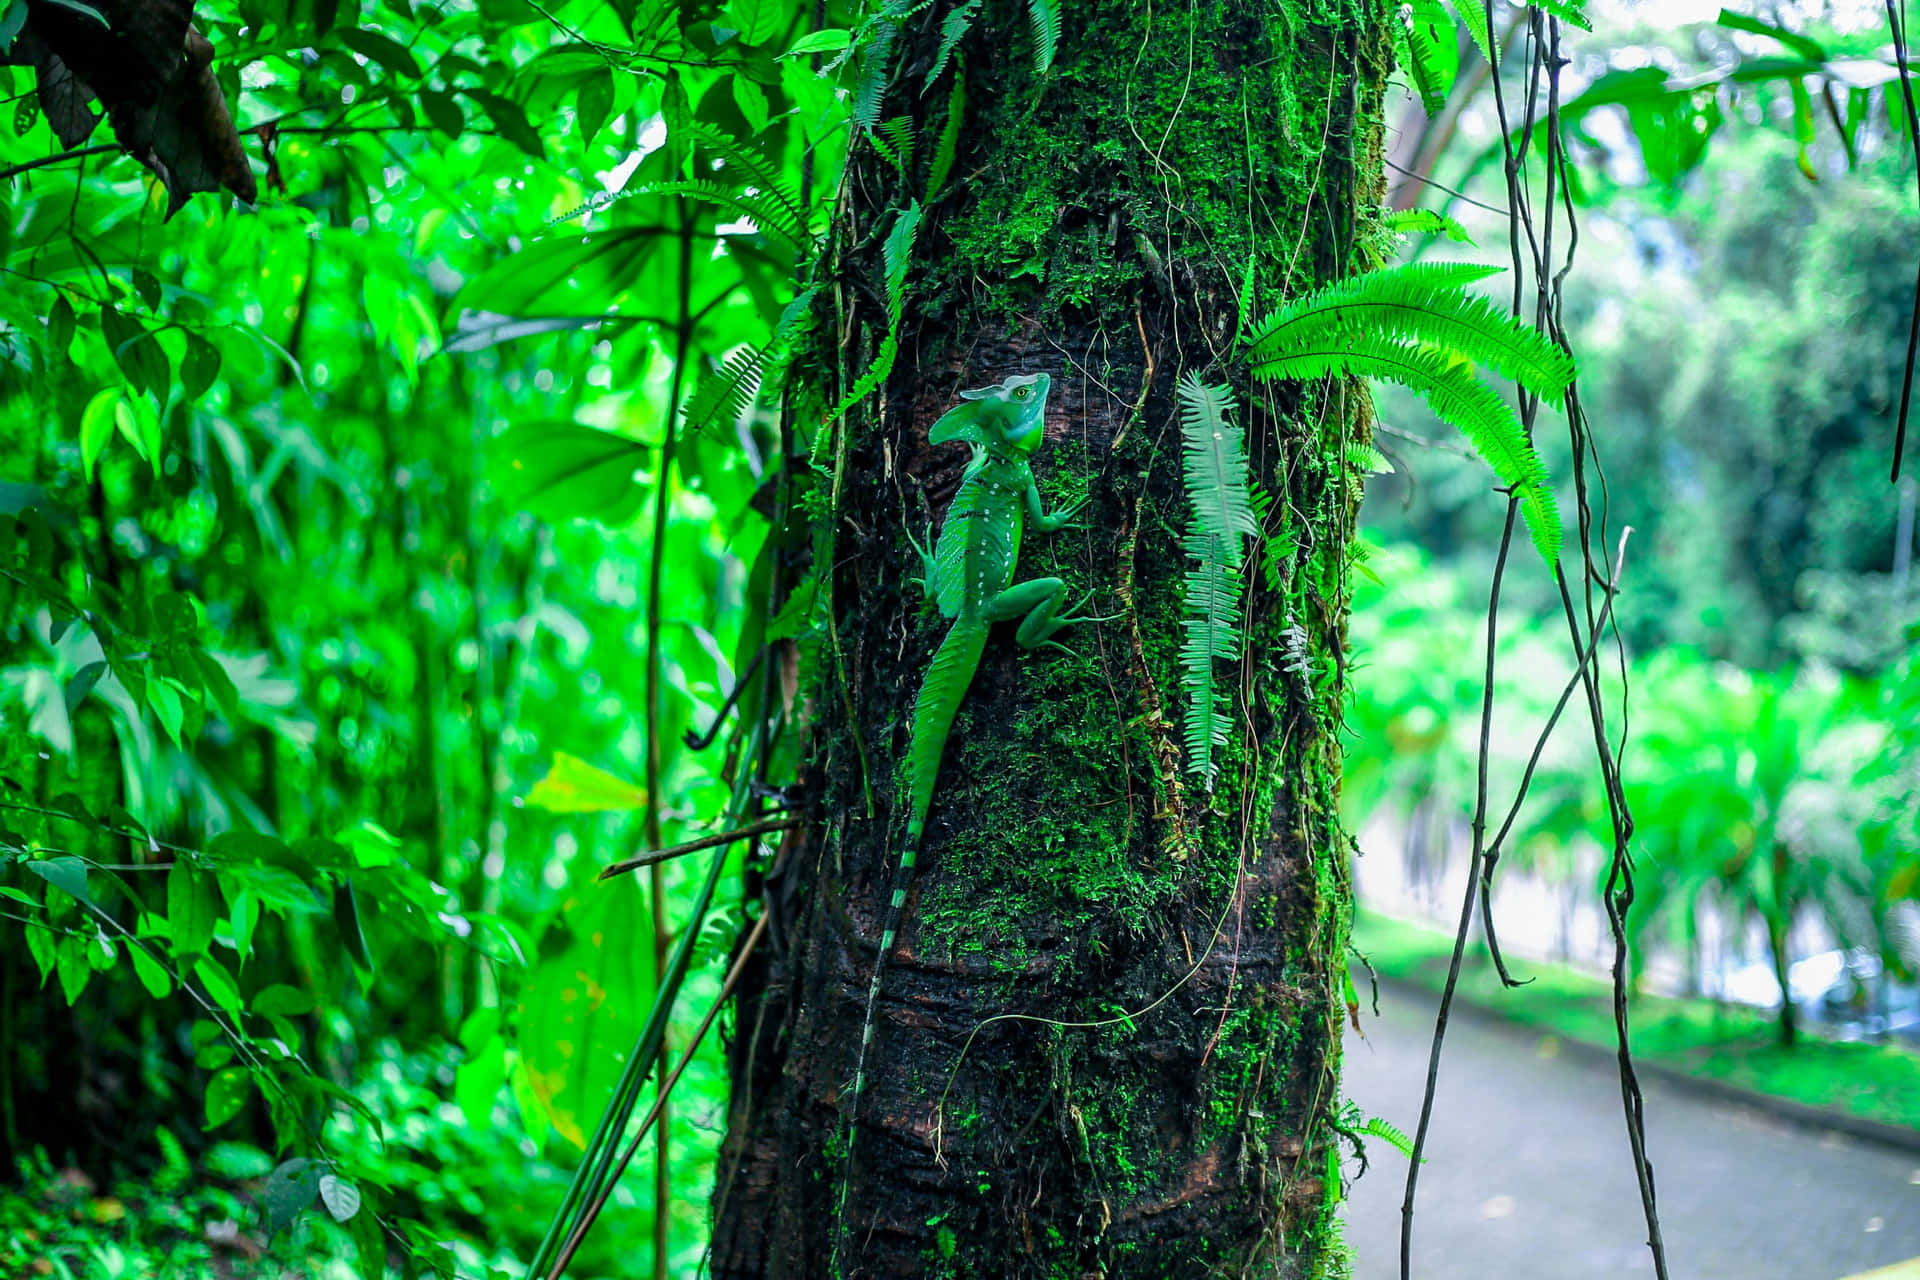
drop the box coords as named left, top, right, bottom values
left=1339, top=980, right=1920, bottom=1279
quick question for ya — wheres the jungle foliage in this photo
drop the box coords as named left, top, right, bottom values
left=0, top=0, right=1915, bottom=1276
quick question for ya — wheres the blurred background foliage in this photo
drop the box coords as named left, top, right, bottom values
left=0, top=0, right=1914, bottom=1276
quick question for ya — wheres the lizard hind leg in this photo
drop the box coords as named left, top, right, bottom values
left=989, top=577, right=1117, bottom=653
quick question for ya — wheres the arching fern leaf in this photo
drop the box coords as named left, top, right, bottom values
left=1177, top=374, right=1260, bottom=789
left=1028, top=0, right=1059, bottom=72
left=1246, top=262, right=1573, bottom=406
left=1245, top=266, right=1569, bottom=568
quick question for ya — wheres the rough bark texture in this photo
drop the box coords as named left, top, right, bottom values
left=715, top=1, right=1391, bottom=1275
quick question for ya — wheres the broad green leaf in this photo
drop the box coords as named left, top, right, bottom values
left=463, top=89, right=545, bottom=159
left=129, top=943, right=172, bottom=998
left=524, top=752, right=648, bottom=812
left=27, top=856, right=89, bottom=904
left=488, top=421, right=653, bottom=526
left=261, top=1158, right=321, bottom=1237
left=205, top=1067, right=252, bottom=1129
left=516, top=889, right=649, bottom=1149
left=782, top=27, right=851, bottom=57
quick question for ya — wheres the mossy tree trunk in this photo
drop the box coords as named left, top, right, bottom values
left=714, top=2, right=1392, bottom=1275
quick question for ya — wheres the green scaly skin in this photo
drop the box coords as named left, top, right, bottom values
left=834, top=371, right=1096, bottom=1270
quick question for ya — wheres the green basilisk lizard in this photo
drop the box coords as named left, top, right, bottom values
left=836, top=370, right=1098, bottom=1260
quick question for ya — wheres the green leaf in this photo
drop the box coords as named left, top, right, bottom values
left=463, top=89, right=545, bottom=159
left=725, top=0, right=784, bottom=45
left=1385, top=208, right=1476, bottom=246
left=79, top=389, right=121, bottom=482
left=205, top=1067, right=253, bottom=1129
left=333, top=881, right=375, bottom=975
left=575, top=68, right=614, bottom=144
left=194, top=955, right=244, bottom=1017
left=318, top=1173, right=362, bottom=1223
left=47, top=295, right=74, bottom=352
left=524, top=752, right=648, bottom=811
left=488, top=421, right=653, bottom=526
left=261, top=1158, right=322, bottom=1237
left=0, top=0, right=28, bottom=53
left=180, top=332, right=221, bottom=400
left=129, top=943, right=172, bottom=999
left=518, top=890, right=649, bottom=1149
left=27, top=856, right=89, bottom=905
left=167, top=867, right=220, bottom=955
left=1716, top=9, right=1826, bottom=62
left=781, top=28, right=851, bottom=57
left=419, top=89, right=465, bottom=139
left=337, top=28, right=423, bottom=78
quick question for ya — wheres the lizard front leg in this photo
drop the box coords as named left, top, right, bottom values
left=1024, top=473, right=1088, bottom=534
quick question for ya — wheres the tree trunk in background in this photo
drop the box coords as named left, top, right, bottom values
left=715, top=2, right=1391, bottom=1274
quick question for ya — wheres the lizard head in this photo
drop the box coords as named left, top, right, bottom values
left=930, top=372, right=1051, bottom=454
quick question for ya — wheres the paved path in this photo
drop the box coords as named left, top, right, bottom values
left=1339, top=981, right=1920, bottom=1280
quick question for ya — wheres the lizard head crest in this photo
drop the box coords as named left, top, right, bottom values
left=929, top=372, right=1051, bottom=454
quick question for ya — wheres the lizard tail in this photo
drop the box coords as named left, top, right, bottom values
left=837, top=620, right=987, bottom=1268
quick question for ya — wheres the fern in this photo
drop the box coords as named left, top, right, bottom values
left=928, top=71, right=966, bottom=195
left=924, top=0, right=979, bottom=88
left=1245, top=264, right=1572, bottom=567
left=682, top=347, right=766, bottom=441
left=822, top=203, right=922, bottom=426
left=1447, top=0, right=1494, bottom=67
left=852, top=17, right=900, bottom=129
left=1252, top=331, right=1561, bottom=566
left=1027, top=0, right=1059, bottom=73
left=1531, top=0, right=1591, bottom=31
left=599, top=179, right=808, bottom=253
left=1176, top=374, right=1260, bottom=789
left=1395, top=0, right=1459, bottom=115
left=1384, top=207, right=1476, bottom=246
left=1246, top=262, right=1573, bottom=406
left=680, top=122, right=807, bottom=234
left=870, top=115, right=916, bottom=177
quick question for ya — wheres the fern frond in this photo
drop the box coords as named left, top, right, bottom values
left=928, top=71, right=965, bottom=195
left=1176, top=374, right=1257, bottom=788
left=1446, top=0, right=1494, bottom=67
left=1531, top=0, right=1591, bottom=31
left=1245, top=262, right=1574, bottom=406
left=1384, top=208, right=1476, bottom=246
left=1358, top=1116, right=1418, bottom=1160
left=924, top=0, right=979, bottom=88
left=1396, top=0, right=1459, bottom=115
left=822, top=203, right=921, bottom=427
left=615, top=179, right=808, bottom=253
left=680, top=122, right=806, bottom=231
left=1251, top=335, right=1560, bottom=566
left=682, top=346, right=766, bottom=440
left=871, top=116, right=916, bottom=177
left=1027, top=0, right=1059, bottom=73
left=853, top=19, right=900, bottom=128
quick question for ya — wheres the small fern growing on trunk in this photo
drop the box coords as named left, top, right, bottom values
left=1177, top=373, right=1260, bottom=789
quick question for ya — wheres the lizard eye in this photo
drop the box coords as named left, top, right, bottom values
left=1013, top=386, right=1029, bottom=399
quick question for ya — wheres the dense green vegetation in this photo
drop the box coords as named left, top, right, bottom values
left=0, top=0, right=1914, bottom=1276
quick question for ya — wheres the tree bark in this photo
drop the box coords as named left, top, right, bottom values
left=715, top=2, right=1392, bottom=1275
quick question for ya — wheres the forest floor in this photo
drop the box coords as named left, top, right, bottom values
left=1340, top=972, right=1920, bottom=1280
left=1353, top=909, right=1920, bottom=1135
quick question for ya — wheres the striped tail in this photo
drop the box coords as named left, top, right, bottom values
left=835, top=619, right=988, bottom=1269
